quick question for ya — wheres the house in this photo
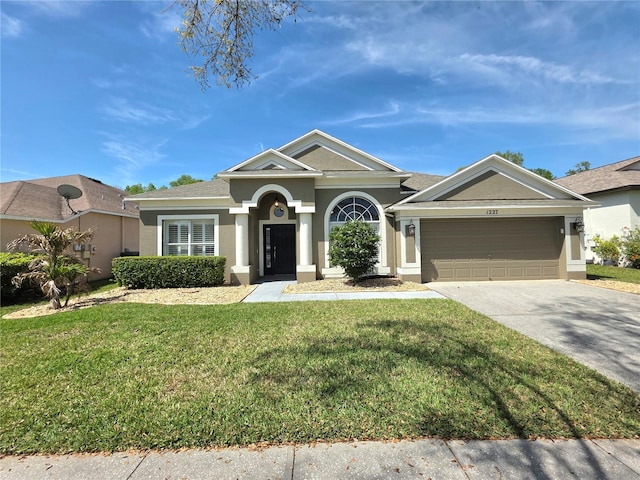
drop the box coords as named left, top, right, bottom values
left=1, top=174, right=139, bottom=279
left=554, top=157, right=640, bottom=262
left=129, top=130, right=593, bottom=284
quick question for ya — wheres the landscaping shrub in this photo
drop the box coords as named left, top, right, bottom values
left=621, top=226, right=640, bottom=268
left=0, top=252, right=41, bottom=302
left=591, top=235, right=621, bottom=264
left=591, top=227, right=640, bottom=268
left=112, top=256, right=226, bottom=289
left=329, top=220, right=380, bottom=283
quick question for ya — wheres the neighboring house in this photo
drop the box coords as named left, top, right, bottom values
left=129, top=130, right=593, bottom=284
left=555, top=157, right=640, bottom=262
left=1, top=174, right=139, bottom=279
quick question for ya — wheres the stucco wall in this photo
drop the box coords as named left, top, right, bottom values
left=1, top=213, right=139, bottom=280
left=229, top=178, right=316, bottom=207
left=584, top=190, right=640, bottom=261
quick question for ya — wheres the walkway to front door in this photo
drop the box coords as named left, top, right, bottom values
left=264, top=224, right=296, bottom=275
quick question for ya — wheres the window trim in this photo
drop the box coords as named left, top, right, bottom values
left=157, top=214, right=219, bottom=257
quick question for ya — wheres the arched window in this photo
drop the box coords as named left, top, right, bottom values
left=329, top=196, right=380, bottom=232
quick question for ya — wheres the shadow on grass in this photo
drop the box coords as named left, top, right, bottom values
left=250, top=315, right=637, bottom=479
left=250, top=315, right=638, bottom=440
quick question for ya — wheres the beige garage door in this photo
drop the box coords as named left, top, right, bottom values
left=421, top=217, right=562, bottom=282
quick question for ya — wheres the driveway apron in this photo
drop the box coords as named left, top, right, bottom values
left=428, top=280, right=640, bottom=393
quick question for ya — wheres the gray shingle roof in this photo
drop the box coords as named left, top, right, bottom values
left=128, top=178, right=230, bottom=199
left=554, top=157, right=640, bottom=195
left=1, top=174, right=137, bottom=220
left=401, top=172, right=446, bottom=192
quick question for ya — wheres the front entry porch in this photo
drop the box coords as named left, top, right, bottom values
left=229, top=184, right=317, bottom=285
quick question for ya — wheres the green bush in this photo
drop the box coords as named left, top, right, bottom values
left=592, top=235, right=621, bottom=264
left=112, top=256, right=226, bottom=289
left=329, top=220, right=380, bottom=283
left=0, top=252, right=41, bottom=301
left=621, top=226, right=640, bottom=268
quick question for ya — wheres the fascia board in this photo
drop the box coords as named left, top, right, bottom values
left=130, top=198, right=229, bottom=211
left=126, top=196, right=229, bottom=202
left=217, top=172, right=323, bottom=179
left=0, top=209, right=139, bottom=222
left=386, top=205, right=592, bottom=217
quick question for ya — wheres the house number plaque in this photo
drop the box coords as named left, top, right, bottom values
left=486, top=209, right=499, bottom=215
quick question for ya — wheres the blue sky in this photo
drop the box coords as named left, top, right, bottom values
left=2, top=1, right=639, bottom=190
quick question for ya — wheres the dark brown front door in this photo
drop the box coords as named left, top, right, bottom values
left=264, top=224, right=296, bottom=275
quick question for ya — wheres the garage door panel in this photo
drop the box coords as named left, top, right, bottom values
left=421, top=217, right=562, bottom=282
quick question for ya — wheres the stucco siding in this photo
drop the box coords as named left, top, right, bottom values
left=583, top=190, right=640, bottom=261
left=438, top=171, right=548, bottom=200
left=1, top=214, right=138, bottom=280
left=229, top=178, right=316, bottom=207
left=1, top=219, right=34, bottom=251
left=293, top=145, right=368, bottom=171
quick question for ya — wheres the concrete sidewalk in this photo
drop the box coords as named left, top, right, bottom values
left=2, top=438, right=638, bottom=479
left=243, top=280, right=445, bottom=303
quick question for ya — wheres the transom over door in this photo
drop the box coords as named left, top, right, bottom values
left=264, top=224, right=296, bottom=275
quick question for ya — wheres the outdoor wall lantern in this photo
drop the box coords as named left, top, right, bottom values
left=274, top=195, right=279, bottom=207
left=407, top=220, right=416, bottom=236
left=574, top=217, right=585, bottom=233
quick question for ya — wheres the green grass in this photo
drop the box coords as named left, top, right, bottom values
left=1, top=300, right=638, bottom=455
left=587, top=264, right=640, bottom=284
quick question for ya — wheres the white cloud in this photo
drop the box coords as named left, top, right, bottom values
left=1, top=12, right=22, bottom=37
left=323, top=102, right=401, bottom=126
left=322, top=98, right=639, bottom=142
left=139, top=6, right=181, bottom=40
left=459, top=54, right=617, bottom=85
left=102, top=97, right=178, bottom=125
left=100, top=134, right=168, bottom=186
left=22, top=0, right=89, bottom=18
left=100, top=97, right=209, bottom=130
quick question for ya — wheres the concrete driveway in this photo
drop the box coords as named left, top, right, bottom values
left=428, top=280, right=640, bottom=393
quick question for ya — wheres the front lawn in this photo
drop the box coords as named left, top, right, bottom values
left=587, top=264, right=640, bottom=284
left=1, top=300, right=638, bottom=454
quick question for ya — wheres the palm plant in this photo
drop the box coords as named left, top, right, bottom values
left=7, top=221, right=99, bottom=309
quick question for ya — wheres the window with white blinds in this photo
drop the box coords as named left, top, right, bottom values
left=163, top=218, right=216, bottom=256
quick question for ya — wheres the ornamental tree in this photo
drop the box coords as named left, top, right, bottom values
left=328, top=220, right=380, bottom=283
left=7, top=221, right=100, bottom=309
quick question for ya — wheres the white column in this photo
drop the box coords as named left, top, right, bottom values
left=235, top=213, right=249, bottom=267
left=299, top=213, right=312, bottom=266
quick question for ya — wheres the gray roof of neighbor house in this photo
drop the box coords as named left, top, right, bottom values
left=554, top=156, right=640, bottom=195
left=1, top=174, right=138, bottom=220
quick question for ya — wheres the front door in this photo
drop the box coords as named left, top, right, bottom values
left=264, top=224, right=296, bottom=275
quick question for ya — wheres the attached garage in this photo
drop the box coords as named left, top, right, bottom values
left=421, top=217, right=563, bottom=282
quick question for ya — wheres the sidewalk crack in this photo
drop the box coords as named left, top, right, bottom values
left=444, top=441, right=472, bottom=480
left=125, top=452, right=147, bottom=480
